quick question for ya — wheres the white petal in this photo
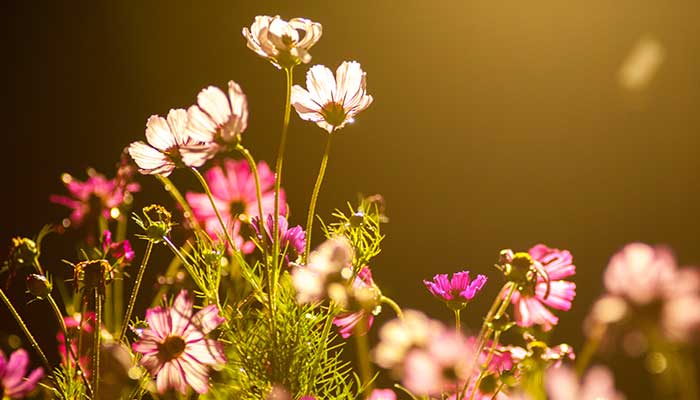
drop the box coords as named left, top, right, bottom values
left=166, top=108, right=190, bottom=146
left=197, top=86, right=231, bottom=127
left=306, top=65, right=336, bottom=105
left=128, top=142, right=173, bottom=176
left=186, top=105, right=217, bottom=142
left=145, top=115, right=176, bottom=151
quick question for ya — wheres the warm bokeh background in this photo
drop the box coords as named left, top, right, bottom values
left=5, top=1, right=700, bottom=398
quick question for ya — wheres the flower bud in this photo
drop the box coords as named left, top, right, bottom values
left=478, top=373, right=498, bottom=394
left=136, top=204, right=173, bottom=242
left=349, top=211, right=365, bottom=228
left=9, top=237, right=38, bottom=268
left=26, top=274, right=52, bottom=299
left=74, top=260, right=113, bottom=292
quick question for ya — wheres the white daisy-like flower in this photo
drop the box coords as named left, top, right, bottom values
left=291, top=61, right=373, bottom=133
left=128, top=109, right=213, bottom=177
left=187, top=81, right=248, bottom=145
left=242, top=15, right=322, bottom=69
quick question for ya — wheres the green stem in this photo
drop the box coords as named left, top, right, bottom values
left=354, top=328, right=372, bottom=390
left=0, top=288, right=50, bottom=370
left=454, top=308, right=462, bottom=332
left=273, top=66, right=294, bottom=271
left=235, top=145, right=266, bottom=235
left=469, top=331, right=501, bottom=400
left=92, top=289, right=103, bottom=399
left=575, top=321, right=606, bottom=375
left=156, top=174, right=201, bottom=231
left=304, top=134, right=333, bottom=260
left=380, top=295, right=404, bottom=320
left=48, top=294, right=91, bottom=392
left=118, top=241, right=153, bottom=342
left=190, top=167, right=236, bottom=252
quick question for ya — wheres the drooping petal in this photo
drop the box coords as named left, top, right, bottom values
left=197, top=86, right=232, bottom=127
left=145, top=115, right=176, bottom=151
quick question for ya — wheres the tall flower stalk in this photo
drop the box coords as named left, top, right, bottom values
left=118, top=241, right=153, bottom=342
left=0, top=288, right=50, bottom=370
left=304, top=135, right=333, bottom=260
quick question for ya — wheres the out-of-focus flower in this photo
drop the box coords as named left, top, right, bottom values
left=58, top=312, right=100, bottom=377
left=128, top=109, right=213, bottom=177
left=372, top=310, right=443, bottom=369
left=367, top=388, right=396, bottom=400
left=333, top=267, right=379, bottom=338
left=619, top=35, right=664, bottom=91
left=0, top=349, right=44, bottom=399
left=187, top=81, right=248, bottom=146
left=186, top=159, right=284, bottom=253
left=132, top=290, right=226, bottom=395
left=424, top=271, right=487, bottom=310
left=99, top=342, right=139, bottom=400
left=251, top=214, right=305, bottom=266
left=242, top=16, right=322, bottom=69
left=102, top=230, right=135, bottom=264
left=507, top=245, right=577, bottom=331
left=291, top=61, right=373, bottom=133
left=601, top=243, right=700, bottom=342
left=50, top=169, right=139, bottom=228
left=292, top=237, right=354, bottom=304
left=546, top=365, right=624, bottom=400
left=507, top=341, right=575, bottom=368
left=402, top=330, right=474, bottom=396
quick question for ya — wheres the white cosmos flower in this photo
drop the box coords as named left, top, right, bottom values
left=187, top=81, right=248, bottom=145
left=291, top=61, right=373, bottom=133
left=242, top=15, right=322, bottom=69
left=128, top=109, right=213, bottom=177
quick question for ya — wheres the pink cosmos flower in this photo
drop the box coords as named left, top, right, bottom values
left=333, top=267, right=376, bottom=339
left=251, top=214, right=306, bottom=266
left=545, top=365, right=624, bottom=400
left=367, top=389, right=396, bottom=400
left=424, top=271, right=487, bottom=309
left=132, top=290, right=226, bottom=395
left=0, top=349, right=44, bottom=399
left=186, top=159, right=285, bottom=254
left=57, top=312, right=97, bottom=377
left=243, top=16, right=322, bottom=68
left=291, top=61, right=373, bottom=133
left=50, top=169, right=139, bottom=228
left=602, top=243, right=700, bottom=342
left=510, top=244, right=577, bottom=331
left=187, top=81, right=248, bottom=145
left=128, top=109, right=213, bottom=177
left=102, top=230, right=135, bottom=264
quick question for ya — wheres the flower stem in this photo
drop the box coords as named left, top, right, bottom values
left=272, top=66, right=294, bottom=292
left=575, top=321, right=607, bottom=375
left=469, top=331, right=502, bottom=400
left=235, top=145, right=265, bottom=234
left=454, top=308, right=462, bottom=332
left=156, top=174, right=201, bottom=231
left=190, top=167, right=236, bottom=252
left=354, top=327, right=373, bottom=389
left=118, top=240, right=153, bottom=342
left=92, top=289, right=103, bottom=399
left=47, top=294, right=91, bottom=392
left=0, top=288, right=50, bottom=370
left=304, top=134, right=333, bottom=260
left=380, top=295, right=404, bottom=320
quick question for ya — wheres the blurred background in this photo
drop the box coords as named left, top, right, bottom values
left=4, top=1, right=700, bottom=398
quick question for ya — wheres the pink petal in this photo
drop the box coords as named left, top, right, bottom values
left=171, top=290, right=194, bottom=336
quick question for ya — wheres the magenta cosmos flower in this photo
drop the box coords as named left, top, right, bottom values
left=509, top=244, right=577, bottom=331
left=243, top=16, right=322, bottom=69
left=333, top=266, right=377, bottom=339
left=424, top=271, right=487, bottom=310
left=128, top=109, right=214, bottom=177
left=132, top=290, right=226, bottom=395
left=291, top=61, right=373, bottom=133
left=187, top=81, right=248, bottom=146
left=186, top=159, right=285, bottom=254
left=367, top=389, right=397, bottom=400
left=251, top=214, right=305, bottom=266
left=102, top=230, right=135, bottom=264
left=0, top=349, right=44, bottom=399
left=50, top=169, right=139, bottom=227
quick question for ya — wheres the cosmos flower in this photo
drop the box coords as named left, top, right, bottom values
left=0, top=349, right=44, bottom=399
left=50, top=169, right=139, bottom=228
left=291, top=61, right=373, bottom=133
left=423, top=271, right=487, bottom=310
left=242, top=16, right=322, bottom=69
left=186, top=159, right=285, bottom=254
left=187, top=81, right=248, bottom=145
left=57, top=312, right=99, bottom=377
left=128, top=109, right=213, bottom=177
left=132, top=290, right=226, bottom=395
left=367, top=389, right=397, bottom=400
left=251, top=214, right=306, bottom=266
left=509, top=244, right=577, bottom=331
left=102, top=230, right=135, bottom=264
left=372, top=310, right=443, bottom=370
left=292, top=237, right=354, bottom=304
left=545, top=365, right=624, bottom=400
left=333, top=267, right=378, bottom=339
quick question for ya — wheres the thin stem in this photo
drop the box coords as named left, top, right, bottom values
left=380, top=296, right=404, bottom=320
left=575, top=321, right=606, bottom=375
left=304, top=134, right=333, bottom=260
left=47, top=294, right=91, bottom=392
left=354, top=328, right=373, bottom=390
left=235, top=145, right=266, bottom=236
left=469, top=331, right=501, bottom=400
left=190, top=167, right=236, bottom=252
left=454, top=308, right=462, bottom=332
left=156, top=174, right=201, bottom=231
left=273, top=66, right=294, bottom=272
left=118, top=241, right=153, bottom=342
left=0, top=288, right=50, bottom=370
left=92, top=289, right=103, bottom=400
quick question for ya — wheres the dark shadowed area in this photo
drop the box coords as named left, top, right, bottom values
left=4, top=1, right=700, bottom=398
